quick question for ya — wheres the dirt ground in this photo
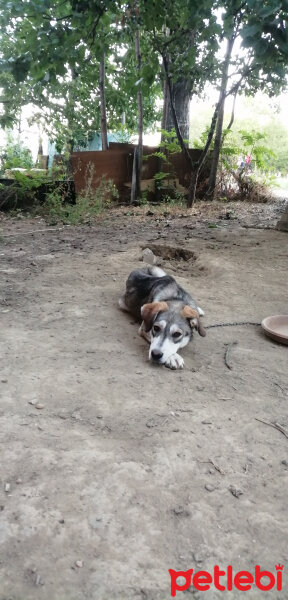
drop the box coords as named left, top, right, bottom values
left=0, top=200, right=288, bottom=600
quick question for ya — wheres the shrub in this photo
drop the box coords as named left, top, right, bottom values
left=0, top=135, right=34, bottom=174
left=216, top=129, right=276, bottom=202
left=0, top=170, right=47, bottom=210
left=42, top=164, right=118, bottom=224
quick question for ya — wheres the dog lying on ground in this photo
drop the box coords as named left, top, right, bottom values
left=119, top=266, right=206, bottom=369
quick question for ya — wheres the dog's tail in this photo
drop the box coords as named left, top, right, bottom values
left=147, top=265, right=166, bottom=278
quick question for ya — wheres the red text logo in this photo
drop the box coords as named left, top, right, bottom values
left=169, top=564, right=284, bottom=596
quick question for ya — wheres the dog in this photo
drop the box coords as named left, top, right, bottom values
left=119, top=266, right=206, bottom=369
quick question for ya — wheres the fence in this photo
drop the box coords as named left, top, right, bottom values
left=71, top=143, right=210, bottom=201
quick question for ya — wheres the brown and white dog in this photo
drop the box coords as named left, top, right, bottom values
left=119, top=266, right=206, bottom=369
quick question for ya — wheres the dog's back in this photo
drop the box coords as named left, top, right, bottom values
left=121, top=267, right=168, bottom=319
left=121, top=266, right=197, bottom=319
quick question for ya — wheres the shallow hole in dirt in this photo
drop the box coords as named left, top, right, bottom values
left=143, top=244, right=197, bottom=262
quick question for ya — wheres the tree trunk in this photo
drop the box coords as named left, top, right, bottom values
left=161, top=30, right=194, bottom=142
left=186, top=104, right=220, bottom=207
left=206, top=36, right=235, bottom=199
left=99, top=52, right=108, bottom=151
left=161, top=76, right=169, bottom=141
left=187, top=168, right=200, bottom=208
left=65, top=67, right=78, bottom=178
left=130, top=146, right=139, bottom=206
left=162, top=53, right=218, bottom=208
left=135, top=28, right=143, bottom=192
left=162, top=56, right=191, bottom=162
left=130, top=26, right=142, bottom=204
left=164, top=79, right=190, bottom=141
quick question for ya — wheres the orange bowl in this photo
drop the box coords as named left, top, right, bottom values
left=261, top=315, right=288, bottom=345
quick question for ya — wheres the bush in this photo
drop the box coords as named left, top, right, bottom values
left=42, top=164, right=119, bottom=224
left=0, top=170, right=48, bottom=210
left=0, top=135, right=34, bottom=174
left=215, top=129, right=276, bottom=202
left=217, top=167, right=274, bottom=203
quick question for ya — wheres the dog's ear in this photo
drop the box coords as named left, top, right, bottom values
left=141, top=301, right=169, bottom=331
left=181, top=306, right=206, bottom=337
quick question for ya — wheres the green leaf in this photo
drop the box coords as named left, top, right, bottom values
left=11, top=55, right=32, bottom=82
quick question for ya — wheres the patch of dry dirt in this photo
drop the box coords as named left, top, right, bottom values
left=0, top=200, right=288, bottom=599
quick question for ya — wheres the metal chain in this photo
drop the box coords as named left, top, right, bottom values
left=205, top=321, right=261, bottom=329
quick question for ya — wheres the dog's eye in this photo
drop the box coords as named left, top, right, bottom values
left=153, top=324, right=161, bottom=334
left=172, top=331, right=182, bottom=339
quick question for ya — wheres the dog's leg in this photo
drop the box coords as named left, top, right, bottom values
left=138, top=321, right=151, bottom=344
left=165, top=353, right=184, bottom=370
left=118, top=296, right=129, bottom=311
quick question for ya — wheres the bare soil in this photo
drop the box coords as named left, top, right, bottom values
left=0, top=200, right=288, bottom=600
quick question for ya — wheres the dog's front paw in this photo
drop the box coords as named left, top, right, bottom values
left=165, top=353, right=184, bottom=370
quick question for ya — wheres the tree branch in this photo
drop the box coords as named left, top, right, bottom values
left=42, top=14, right=73, bottom=21
left=225, top=85, right=238, bottom=132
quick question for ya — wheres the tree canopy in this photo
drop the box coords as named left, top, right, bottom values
left=0, top=0, right=288, bottom=187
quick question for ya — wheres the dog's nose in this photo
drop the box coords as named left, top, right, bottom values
left=151, top=349, right=163, bottom=361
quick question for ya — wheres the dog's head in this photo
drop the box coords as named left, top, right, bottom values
left=141, top=302, right=206, bottom=364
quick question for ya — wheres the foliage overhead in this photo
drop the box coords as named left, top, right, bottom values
left=0, top=0, right=288, bottom=153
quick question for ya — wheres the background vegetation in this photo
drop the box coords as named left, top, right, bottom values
left=0, top=0, right=288, bottom=207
